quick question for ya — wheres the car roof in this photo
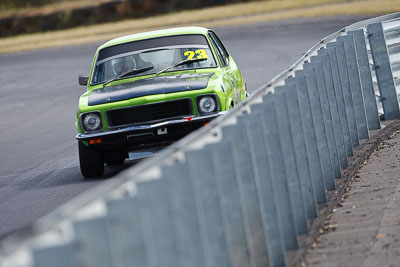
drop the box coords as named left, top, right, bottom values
left=97, top=26, right=211, bottom=51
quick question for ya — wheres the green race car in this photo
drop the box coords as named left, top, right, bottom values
left=76, top=26, right=247, bottom=178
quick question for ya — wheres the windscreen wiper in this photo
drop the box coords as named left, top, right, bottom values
left=156, top=57, right=207, bottom=76
left=103, top=66, right=154, bottom=87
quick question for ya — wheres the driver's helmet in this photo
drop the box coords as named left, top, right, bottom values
left=111, top=56, right=134, bottom=76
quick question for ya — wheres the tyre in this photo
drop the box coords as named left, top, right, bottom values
left=78, top=141, right=104, bottom=178
left=104, top=154, right=126, bottom=165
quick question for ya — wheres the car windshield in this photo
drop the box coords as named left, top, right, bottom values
left=91, top=34, right=217, bottom=85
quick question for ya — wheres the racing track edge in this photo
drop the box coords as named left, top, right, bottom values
left=285, top=119, right=400, bottom=267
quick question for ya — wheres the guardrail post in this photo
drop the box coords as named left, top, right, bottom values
left=209, top=141, right=252, bottom=267
left=185, top=149, right=230, bottom=267
left=348, top=29, right=381, bottom=130
left=221, top=122, right=270, bottom=267
left=162, top=163, right=205, bottom=267
left=136, top=179, right=179, bottom=267
left=338, top=34, right=370, bottom=139
left=106, top=197, right=148, bottom=267
left=325, top=45, right=354, bottom=157
left=317, top=50, right=348, bottom=168
left=73, top=217, right=113, bottom=267
left=262, top=89, right=309, bottom=233
left=367, top=22, right=400, bottom=120
left=269, top=88, right=320, bottom=215
left=307, top=58, right=341, bottom=178
left=328, top=41, right=360, bottom=147
left=296, top=68, right=336, bottom=190
left=286, top=77, right=328, bottom=200
left=33, top=244, right=76, bottom=267
left=250, top=98, right=298, bottom=251
left=243, top=112, right=287, bottom=267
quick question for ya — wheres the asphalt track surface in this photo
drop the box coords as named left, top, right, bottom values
left=0, top=15, right=373, bottom=240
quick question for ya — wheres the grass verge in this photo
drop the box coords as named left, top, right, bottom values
left=0, top=0, right=399, bottom=54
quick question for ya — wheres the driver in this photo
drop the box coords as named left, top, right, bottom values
left=111, top=54, right=153, bottom=77
left=111, top=56, right=134, bottom=77
left=133, top=54, right=153, bottom=69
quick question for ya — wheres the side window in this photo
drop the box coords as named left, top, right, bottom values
left=209, top=31, right=229, bottom=66
left=208, top=32, right=229, bottom=67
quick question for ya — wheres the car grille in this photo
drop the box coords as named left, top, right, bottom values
left=107, top=98, right=193, bottom=127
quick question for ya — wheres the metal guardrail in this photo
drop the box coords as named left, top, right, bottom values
left=2, top=13, right=400, bottom=267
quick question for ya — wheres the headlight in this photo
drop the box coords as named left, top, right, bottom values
left=198, top=95, right=217, bottom=114
left=82, top=112, right=102, bottom=131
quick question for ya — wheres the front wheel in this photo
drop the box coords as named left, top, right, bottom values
left=104, top=154, right=126, bottom=165
left=78, top=142, right=104, bottom=178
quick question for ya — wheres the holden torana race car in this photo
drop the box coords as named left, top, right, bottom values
left=76, top=26, right=247, bottom=178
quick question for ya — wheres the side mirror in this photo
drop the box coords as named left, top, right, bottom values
left=78, top=75, right=89, bottom=86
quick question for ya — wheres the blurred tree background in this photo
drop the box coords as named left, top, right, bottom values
left=0, top=0, right=360, bottom=38
left=0, top=0, right=115, bottom=11
left=0, top=0, right=248, bottom=10
left=0, top=0, right=85, bottom=9
left=0, top=0, right=252, bottom=37
left=1, top=0, right=59, bottom=9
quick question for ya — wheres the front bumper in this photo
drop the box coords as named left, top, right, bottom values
left=76, top=112, right=226, bottom=151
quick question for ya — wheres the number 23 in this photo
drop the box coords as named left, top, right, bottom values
left=184, top=49, right=208, bottom=60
